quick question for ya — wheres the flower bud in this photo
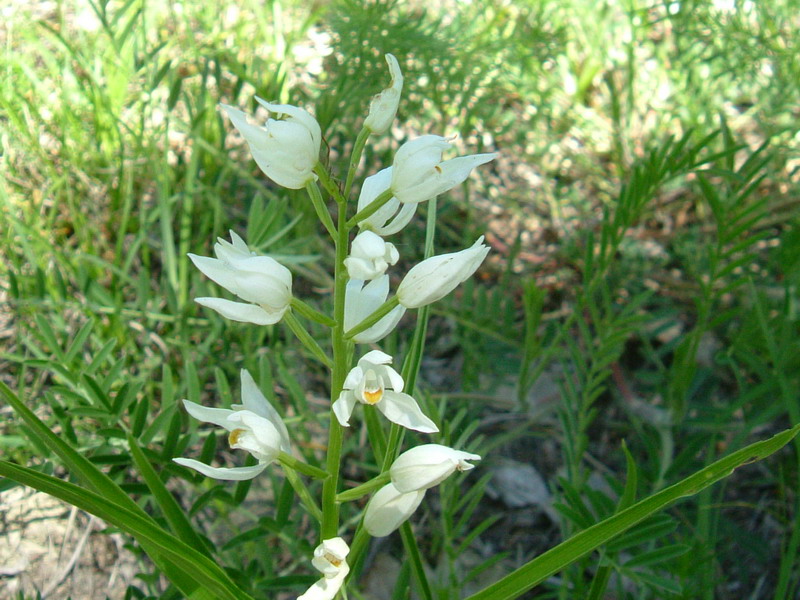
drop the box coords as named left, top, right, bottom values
left=391, top=135, right=496, bottom=204
left=390, top=444, right=481, bottom=493
left=344, top=230, right=399, bottom=280
left=364, top=483, right=426, bottom=538
left=396, top=237, right=490, bottom=308
left=364, top=53, right=403, bottom=134
left=222, top=99, right=321, bottom=189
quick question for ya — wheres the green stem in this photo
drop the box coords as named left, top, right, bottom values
left=346, top=188, right=394, bottom=229
left=278, top=452, right=329, bottom=480
left=344, top=296, right=400, bottom=340
left=305, top=180, right=337, bottom=240
left=336, top=472, right=391, bottom=503
left=320, top=171, right=352, bottom=540
left=290, top=297, right=336, bottom=328
left=283, top=311, right=333, bottom=368
left=314, top=163, right=347, bottom=205
left=345, top=127, right=370, bottom=197
left=283, top=467, right=323, bottom=523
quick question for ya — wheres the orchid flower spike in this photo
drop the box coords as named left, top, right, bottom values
left=332, top=350, right=438, bottom=433
left=364, top=482, right=426, bottom=538
left=174, top=369, right=290, bottom=480
left=364, top=53, right=403, bottom=134
left=390, top=444, right=481, bottom=493
left=298, top=537, right=350, bottom=600
left=344, top=230, right=399, bottom=280
left=189, top=231, right=292, bottom=325
left=391, top=135, right=496, bottom=204
left=344, top=276, right=406, bottom=343
left=397, top=236, right=490, bottom=308
left=356, top=167, right=417, bottom=236
left=221, top=99, right=321, bottom=189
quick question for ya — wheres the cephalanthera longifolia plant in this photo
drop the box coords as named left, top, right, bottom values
left=0, top=52, right=798, bottom=600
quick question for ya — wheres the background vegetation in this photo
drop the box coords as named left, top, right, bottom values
left=1, top=0, right=798, bottom=598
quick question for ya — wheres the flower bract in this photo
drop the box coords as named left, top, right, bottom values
left=173, top=369, right=290, bottom=480
left=397, top=236, right=490, bottom=308
left=222, top=100, right=321, bottom=189
left=332, top=350, right=438, bottom=433
left=189, top=231, right=292, bottom=325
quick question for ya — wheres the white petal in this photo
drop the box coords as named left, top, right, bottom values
left=376, top=202, right=416, bottom=236
left=189, top=254, right=241, bottom=295
left=195, top=297, right=285, bottom=325
left=255, top=98, right=322, bottom=150
left=376, top=391, right=438, bottom=433
left=332, top=392, right=357, bottom=427
left=364, top=483, right=426, bottom=538
left=233, top=412, right=283, bottom=460
left=397, top=237, right=490, bottom=309
left=298, top=569, right=348, bottom=600
left=381, top=364, right=405, bottom=393
left=239, top=369, right=291, bottom=452
left=364, top=53, right=403, bottom=135
left=357, top=167, right=398, bottom=231
left=311, top=537, right=350, bottom=576
left=182, top=400, right=237, bottom=431
left=352, top=305, right=406, bottom=344
left=173, top=458, right=268, bottom=481
left=390, top=444, right=481, bottom=492
left=359, top=350, right=393, bottom=366
left=344, top=256, right=381, bottom=281
left=214, top=231, right=252, bottom=263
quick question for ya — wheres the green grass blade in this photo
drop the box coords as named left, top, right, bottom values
left=0, top=461, right=253, bottom=600
left=466, top=425, right=800, bottom=600
left=127, top=434, right=212, bottom=556
left=0, top=380, right=135, bottom=509
left=0, top=381, right=223, bottom=598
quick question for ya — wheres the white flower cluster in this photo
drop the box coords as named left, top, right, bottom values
left=176, top=54, right=492, bottom=600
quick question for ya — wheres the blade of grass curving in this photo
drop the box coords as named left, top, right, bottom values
left=466, top=425, right=800, bottom=600
left=0, top=380, right=135, bottom=508
left=0, top=461, right=253, bottom=600
left=0, top=381, right=222, bottom=598
left=128, top=434, right=211, bottom=556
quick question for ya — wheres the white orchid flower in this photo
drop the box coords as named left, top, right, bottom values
left=222, top=99, right=321, bottom=189
left=390, top=444, right=481, bottom=493
left=364, top=482, right=426, bottom=538
left=364, top=53, right=403, bottom=134
left=391, top=135, right=496, bottom=204
left=332, top=350, right=438, bottom=433
left=174, top=369, right=290, bottom=481
left=189, top=231, right=292, bottom=325
left=397, top=236, right=490, bottom=309
left=356, top=167, right=416, bottom=236
left=344, top=276, right=406, bottom=343
left=344, top=230, right=399, bottom=280
left=298, top=537, right=350, bottom=600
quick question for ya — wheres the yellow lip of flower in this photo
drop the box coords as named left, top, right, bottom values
left=362, top=387, right=384, bottom=405
left=228, top=429, right=245, bottom=447
left=324, top=552, right=342, bottom=567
